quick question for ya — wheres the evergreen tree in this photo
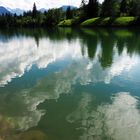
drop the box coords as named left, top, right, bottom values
left=101, top=0, right=120, bottom=17
left=32, top=2, right=37, bottom=18
left=81, top=0, right=87, bottom=7
left=66, top=6, right=73, bottom=19
left=80, top=0, right=88, bottom=19
left=87, top=0, right=99, bottom=18
left=130, top=0, right=140, bottom=16
left=120, top=0, right=132, bottom=15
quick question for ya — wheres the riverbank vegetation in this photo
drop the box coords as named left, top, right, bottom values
left=59, top=0, right=140, bottom=27
left=1, top=0, right=140, bottom=28
left=59, top=16, right=136, bottom=27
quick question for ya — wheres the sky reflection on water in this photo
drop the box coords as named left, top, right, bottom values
left=0, top=28, right=140, bottom=140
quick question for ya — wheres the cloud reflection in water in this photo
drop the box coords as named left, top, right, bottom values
left=0, top=29, right=139, bottom=139
left=0, top=35, right=138, bottom=87
left=67, top=92, right=140, bottom=140
left=0, top=37, right=83, bottom=86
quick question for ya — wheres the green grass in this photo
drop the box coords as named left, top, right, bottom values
left=80, top=17, right=99, bottom=26
left=81, top=17, right=111, bottom=26
left=59, top=16, right=136, bottom=27
left=81, top=17, right=135, bottom=27
left=99, top=17, right=110, bottom=25
left=58, top=19, right=73, bottom=27
left=113, top=17, right=135, bottom=26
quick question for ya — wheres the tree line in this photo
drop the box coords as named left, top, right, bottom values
left=0, top=3, right=65, bottom=27
left=0, top=0, right=140, bottom=27
left=80, top=0, right=140, bottom=19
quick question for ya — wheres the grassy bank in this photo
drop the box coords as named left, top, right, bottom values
left=58, top=17, right=137, bottom=27
left=58, top=19, right=73, bottom=27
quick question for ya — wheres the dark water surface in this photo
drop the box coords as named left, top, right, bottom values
left=0, top=28, right=140, bottom=140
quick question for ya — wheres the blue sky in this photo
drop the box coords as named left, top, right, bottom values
left=0, top=0, right=103, bottom=10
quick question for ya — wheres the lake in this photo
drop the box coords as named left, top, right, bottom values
left=0, top=27, right=140, bottom=140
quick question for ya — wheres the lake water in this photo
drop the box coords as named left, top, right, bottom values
left=0, top=28, right=140, bottom=140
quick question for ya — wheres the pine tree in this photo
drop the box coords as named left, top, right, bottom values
left=66, top=6, right=73, bottom=19
left=80, top=0, right=88, bottom=19
left=87, top=0, right=99, bottom=18
left=130, top=0, right=140, bottom=16
left=32, top=2, right=37, bottom=18
left=81, top=0, right=87, bottom=7
left=120, top=0, right=131, bottom=15
left=101, top=0, right=120, bottom=17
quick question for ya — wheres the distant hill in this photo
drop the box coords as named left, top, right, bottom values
left=7, top=8, right=24, bottom=16
left=39, top=6, right=77, bottom=13
left=0, top=5, right=78, bottom=16
left=39, top=8, right=48, bottom=13
left=60, top=5, right=78, bottom=11
left=0, top=6, right=11, bottom=15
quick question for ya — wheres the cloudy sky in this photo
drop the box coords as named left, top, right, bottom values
left=0, top=0, right=103, bottom=10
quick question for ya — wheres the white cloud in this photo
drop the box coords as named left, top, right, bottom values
left=0, top=0, right=104, bottom=10
left=0, top=0, right=80, bottom=10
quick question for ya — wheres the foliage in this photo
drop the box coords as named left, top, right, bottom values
left=0, top=3, right=73, bottom=27
left=79, top=0, right=99, bottom=20
left=43, top=8, right=63, bottom=26
left=0, top=0, right=140, bottom=28
left=130, top=0, right=140, bottom=16
left=101, top=0, right=120, bottom=17
left=0, top=14, right=17, bottom=27
left=66, top=6, right=73, bottom=19
left=32, top=2, right=37, bottom=18
left=87, top=0, right=99, bottom=18
left=120, top=0, right=130, bottom=15
left=79, top=0, right=88, bottom=20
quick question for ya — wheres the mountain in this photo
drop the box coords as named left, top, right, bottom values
left=0, top=6, right=11, bottom=15
left=7, top=8, right=24, bottom=16
left=39, top=6, right=77, bottom=13
left=7, top=7, right=46, bottom=15
left=60, top=5, right=77, bottom=11
left=0, top=5, right=78, bottom=16
left=39, top=8, right=48, bottom=13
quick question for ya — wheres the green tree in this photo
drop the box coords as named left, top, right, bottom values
left=66, top=6, right=73, bottom=19
left=80, top=0, right=88, bottom=19
left=87, top=0, right=99, bottom=18
left=44, top=9, right=62, bottom=26
left=32, top=2, right=37, bottom=18
left=81, top=0, right=87, bottom=6
left=130, top=0, right=140, bottom=16
left=101, top=0, right=120, bottom=17
left=120, top=0, right=132, bottom=15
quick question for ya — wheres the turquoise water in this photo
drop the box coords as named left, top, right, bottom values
left=0, top=28, right=140, bottom=140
